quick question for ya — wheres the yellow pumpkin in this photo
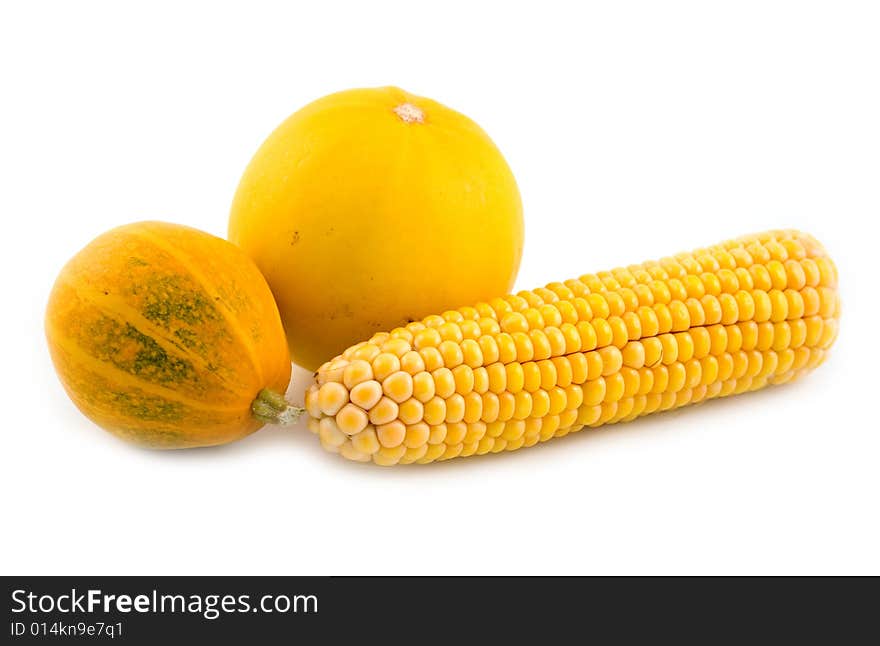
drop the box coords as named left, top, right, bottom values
left=229, top=86, right=524, bottom=370
left=45, top=221, right=295, bottom=448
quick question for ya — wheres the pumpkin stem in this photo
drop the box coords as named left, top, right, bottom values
left=251, top=388, right=305, bottom=426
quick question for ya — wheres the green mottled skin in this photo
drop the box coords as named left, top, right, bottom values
left=84, top=316, right=199, bottom=387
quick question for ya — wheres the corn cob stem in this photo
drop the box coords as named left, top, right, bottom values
left=251, top=388, right=305, bottom=426
left=305, top=230, right=840, bottom=465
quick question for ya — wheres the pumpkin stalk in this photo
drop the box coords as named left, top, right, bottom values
left=252, top=388, right=305, bottom=426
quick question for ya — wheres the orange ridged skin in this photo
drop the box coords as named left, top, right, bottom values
left=307, top=230, right=840, bottom=465
left=45, top=221, right=291, bottom=448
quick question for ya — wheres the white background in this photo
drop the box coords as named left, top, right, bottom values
left=2, top=1, right=878, bottom=575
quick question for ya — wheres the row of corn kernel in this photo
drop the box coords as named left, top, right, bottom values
left=317, top=316, right=827, bottom=414
left=417, top=345, right=829, bottom=464
left=566, top=253, right=835, bottom=302
left=311, top=327, right=833, bottom=463
left=321, top=234, right=836, bottom=367
left=472, top=257, right=834, bottom=327
left=323, top=345, right=829, bottom=465
left=476, top=231, right=830, bottom=307
left=309, top=316, right=838, bottom=435
left=455, top=232, right=831, bottom=316
left=573, top=242, right=832, bottom=293
left=327, top=285, right=839, bottom=377
left=361, top=277, right=837, bottom=356
left=328, top=265, right=836, bottom=371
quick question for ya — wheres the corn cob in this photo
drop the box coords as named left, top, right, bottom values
left=304, top=230, right=840, bottom=465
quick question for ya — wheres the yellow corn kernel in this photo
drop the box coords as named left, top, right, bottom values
left=426, top=423, right=447, bottom=445
left=530, top=329, right=552, bottom=360
left=801, top=287, right=820, bottom=316
left=382, top=371, right=414, bottom=403
left=636, top=366, right=655, bottom=395
left=505, top=362, right=525, bottom=393
left=537, top=359, right=557, bottom=390
left=478, top=335, right=500, bottom=364
left=419, top=443, right=446, bottom=463
left=583, top=378, right=606, bottom=406
left=423, top=397, right=446, bottom=426
left=598, top=345, right=623, bottom=376
left=497, top=333, right=517, bottom=363
left=667, top=363, right=687, bottom=392
left=463, top=392, right=483, bottom=423
left=304, top=385, right=322, bottom=420
left=620, top=368, right=640, bottom=397
left=342, top=360, right=373, bottom=390
left=418, top=346, right=443, bottom=372
left=592, top=319, right=614, bottom=348
left=460, top=339, right=483, bottom=367
left=659, top=333, right=678, bottom=364
left=512, top=332, right=534, bottom=362
left=564, top=384, right=584, bottom=410
left=436, top=423, right=462, bottom=446
left=382, top=337, right=412, bottom=357
left=437, top=322, right=463, bottom=343
left=445, top=394, right=466, bottom=423
left=376, top=421, right=406, bottom=448
left=530, top=390, right=551, bottom=418
left=400, top=350, right=426, bottom=375
left=373, top=444, right=407, bottom=466
left=569, top=352, right=589, bottom=383
left=351, top=427, right=381, bottom=454
left=452, top=364, right=475, bottom=394
left=685, top=298, right=705, bottom=327
left=413, top=327, right=443, bottom=350
left=621, top=341, right=645, bottom=369
left=411, top=371, right=436, bottom=403
left=559, top=408, right=579, bottom=429
left=513, top=391, right=533, bottom=419
left=339, top=442, right=372, bottom=462
left=545, top=326, right=567, bottom=356
left=398, top=398, right=424, bottom=425
left=372, top=353, right=401, bottom=381
left=440, top=443, right=464, bottom=461
left=336, top=403, right=369, bottom=436
left=520, top=362, right=540, bottom=392
left=350, top=343, right=380, bottom=363
left=577, top=321, right=598, bottom=351
left=486, top=362, right=507, bottom=394
left=464, top=421, right=487, bottom=444
left=497, top=392, right=516, bottom=421
left=481, top=393, right=500, bottom=422
left=349, top=380, right=383, bottom=410
left=316, top=382, right=348, bottom=416
left=501, top=311, right=528, bottom=334
left=403, top=422, right=430, bottom=449
left=400, top=444, right=429, bottom=464
left=784, top=260, right=806, bottom=290
left=432, top=367, right=455, bottom=399
left=552, top=356, right=573, bottom=387
left=368, top=397, right=399, bottom=426
left=675, top=332, right=695, bottom=362
left=472, top=366, right=489, bottom=393
left=438, top=340, right=464, bottom=367
left=413, top=328, right=441, bottom=350
left=318, top=417, right=346, bottom=450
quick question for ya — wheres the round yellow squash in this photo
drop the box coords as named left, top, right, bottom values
left=45, top=221, right=296, bottom=448
left=229, top=86, right=524, bottom=370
